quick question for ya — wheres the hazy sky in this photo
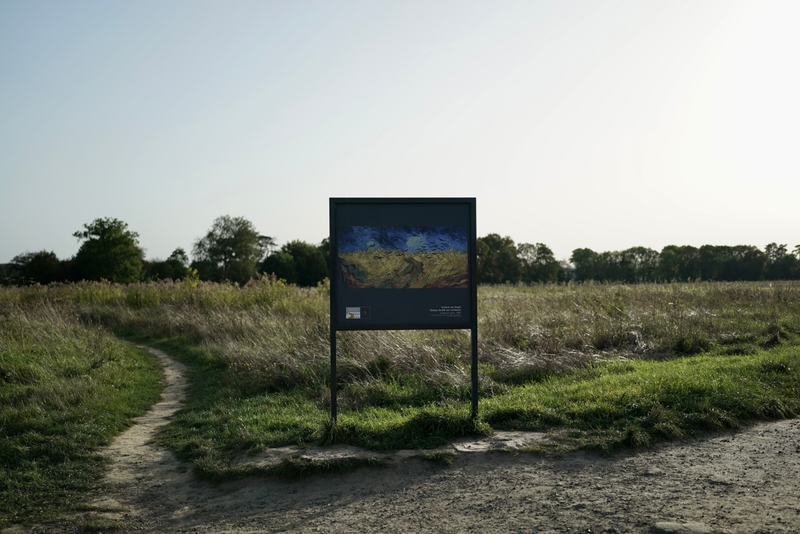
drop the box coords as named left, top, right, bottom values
left=2, top=0, right=798, bottom=263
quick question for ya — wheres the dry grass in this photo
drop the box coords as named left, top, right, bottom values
left=4, top=279, right=799, bottom=407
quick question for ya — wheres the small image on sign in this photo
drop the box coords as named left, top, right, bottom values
left=346, top=307, right=361, bottom=319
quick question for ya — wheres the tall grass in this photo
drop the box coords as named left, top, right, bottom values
left=19, top=278, right=795, bottom=400
left=0, top=302, right=163, bottom=528
left=2, top=279, right=798, bottom=480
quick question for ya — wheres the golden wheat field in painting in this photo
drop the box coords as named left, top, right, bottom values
left=338, top=249, right=468, bottom=289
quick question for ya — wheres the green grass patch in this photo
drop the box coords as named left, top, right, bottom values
left=326, top=404, right=492, bottom=451
left=0, top=303, right=163, bottom=529
left=139, top=336, right=491, bottom=473
left=139, top=335, right=798, bottom=477
left=483, top=342, right=800, bottom=453
left=124, top=336, right=330, bottom=463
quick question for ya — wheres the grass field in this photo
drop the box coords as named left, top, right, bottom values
left=1, top=278, right=799, bottom=523
left=0, top=302, right=163, bottom=528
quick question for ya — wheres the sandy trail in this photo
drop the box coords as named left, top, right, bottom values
left=13, top=345, right=800, bottom=533
left=88, top=345, right=191, bottom=526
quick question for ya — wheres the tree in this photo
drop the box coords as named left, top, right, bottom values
left=261, top=236, right=277, bottom=256
left=697, top=245, right=766, bottom=281
left=621, top=247, right=659, bottom=283
left=570, top=248, right=598, bottom=282
left=168, top=247, right=190, bottom=266
left=675, top=245, right=701, bottom=281
left=764, top=243, right=797, bottom=280
left=477, top=234, right=520, bottom=284
left=189, top=259, right=220, bottom=282
left=0, top=265, right=14, bottom=286
left=143, top=248, right=190, bottom=281
left=192, top=216, right=271, bottom=284
left=73, top=218, right=144, bottom=283
left=657, top=245, right=681, bottom=282
left=733, top=246, right=766, bottom=281
left=9, top=250, right=64, bottom=285
left=658, top=245, right=700, bottom=282
left=283, top=241, right=328, bottom=286
left=261, top=251, right=297, bottom=284
left=518, top=242, right=561, bottom=283
left=318, top=237, right=331, bottom=271
left=261, top=240, right=328, bottom=286
left=793, top=245, right=800, bottom=279
left=698, top=245, right=726, bottom=281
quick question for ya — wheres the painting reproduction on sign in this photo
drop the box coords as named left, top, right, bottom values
left=337, top=226, right=468, bottom=289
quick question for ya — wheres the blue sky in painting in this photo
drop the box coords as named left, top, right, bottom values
left=338, top=226, right=468, bottom=254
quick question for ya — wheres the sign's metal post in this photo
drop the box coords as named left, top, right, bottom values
left=330, top=329, right=337, bottom=424
left=471, top=324, right=478, bottom=419
left=469, top=199, right=479, bottom=420
left=329, top=198, right=338, bottom=425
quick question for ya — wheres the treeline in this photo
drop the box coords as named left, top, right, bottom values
left=0, top=216, right=331, bottom=288
left=3, top=217, right=799, bottom=287
left=478, top=234, right=800, bottom=283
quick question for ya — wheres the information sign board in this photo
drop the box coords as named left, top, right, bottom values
left=330, top=198, right=477, bottom=330
left=328, top=198, right=479, bottom=421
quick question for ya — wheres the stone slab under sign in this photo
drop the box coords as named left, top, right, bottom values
left=450, top=431, right=553, bottom=452
left=232, top=430, right=556, bottom=468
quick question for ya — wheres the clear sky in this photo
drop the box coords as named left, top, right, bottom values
left=2, top=0, right=798, bottom=264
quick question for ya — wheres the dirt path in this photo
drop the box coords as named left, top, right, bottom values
left=87, top=345, right=190, bottom=527
left=13, top=346, right=800, bottom=533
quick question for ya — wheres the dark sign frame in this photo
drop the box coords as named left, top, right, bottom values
left=329, top=198, right=478, bottom=422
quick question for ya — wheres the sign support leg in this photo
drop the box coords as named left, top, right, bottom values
left=331, top=329, right=337, bottom=424
left=471, top=325, right=478, bottom=419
